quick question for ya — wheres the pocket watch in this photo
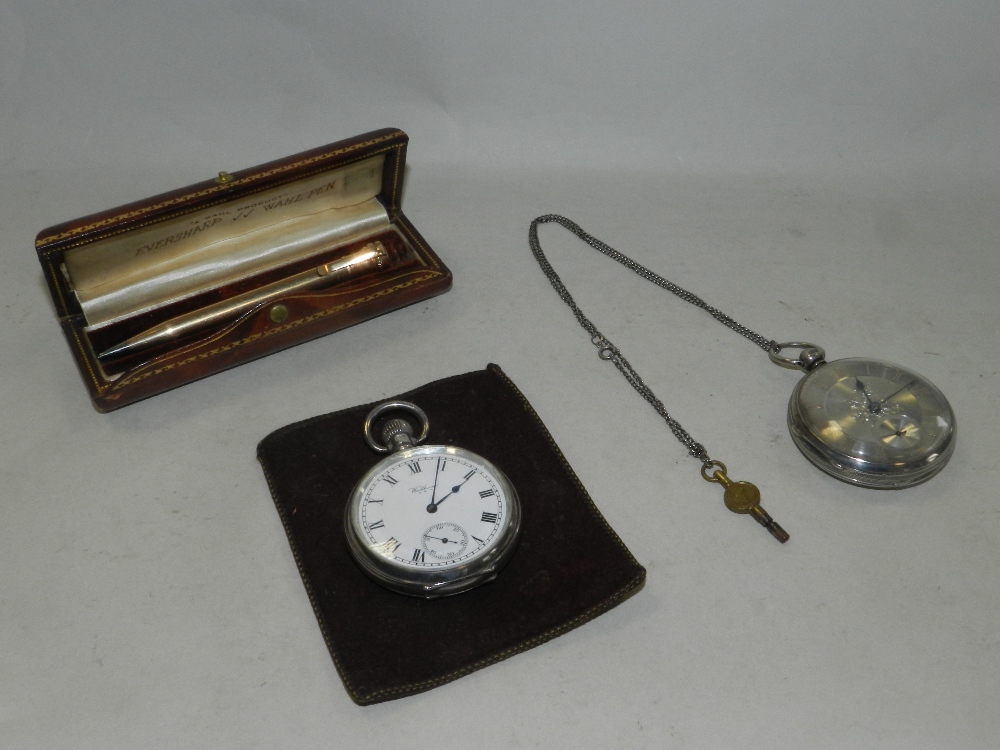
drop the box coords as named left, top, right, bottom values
left=774, top=345, right=956, bottom=488
left=344, top=401, right=522, bottom=597
left=527, top=215, right=958, bottom=543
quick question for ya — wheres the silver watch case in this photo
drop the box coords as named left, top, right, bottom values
left=787, top=357, right=956, bottom=489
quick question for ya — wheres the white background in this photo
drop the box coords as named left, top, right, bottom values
left=2, top=2, right=998, bottom=748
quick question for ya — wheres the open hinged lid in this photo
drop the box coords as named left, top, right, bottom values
left=36, top=128, right=411, bottom=326
left=35, top=129, right=452, bottom=410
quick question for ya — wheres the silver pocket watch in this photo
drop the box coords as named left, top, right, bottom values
left=345, top=401, right=522, bottom=597
left=528, top=215, right=958, bottom=543
left=774, top=345, right=956, bottom=489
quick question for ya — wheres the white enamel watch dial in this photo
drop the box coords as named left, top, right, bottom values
left=345, top=401, right=521, bottom=597
left=777, top=346, right=956, bottom=488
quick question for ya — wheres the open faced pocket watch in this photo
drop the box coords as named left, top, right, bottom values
left=774, top=345, right=956, bottom=488
left=344, top=401, right=522, bottom=597
left=527, top=215, right=957, bottom=542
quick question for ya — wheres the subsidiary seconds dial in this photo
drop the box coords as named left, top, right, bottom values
left=345, top=402, right=521, bottom=597
left=422, top=522, right=469, bottom=560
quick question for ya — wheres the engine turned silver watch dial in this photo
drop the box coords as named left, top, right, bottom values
left=345, top=401, right=522, bottom=597
left=775, top=345, right=956, bottom=488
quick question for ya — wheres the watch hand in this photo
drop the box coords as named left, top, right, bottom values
left=426, top=475, right=474, bottom=512
left=423, top=535, right=459, bottom=544
left=880, top=379, right=918, bottom=405
left=855, top=377, right=877, bottom=412
left=429, top=459, right=443, bottom=507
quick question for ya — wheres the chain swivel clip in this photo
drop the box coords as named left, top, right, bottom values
left=591, top=334, right=618, bottom=361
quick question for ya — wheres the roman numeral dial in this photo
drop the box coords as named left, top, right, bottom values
left=355, top=451, right=510, bottom=569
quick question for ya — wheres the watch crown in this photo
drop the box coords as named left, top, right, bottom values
left=799, top=347, right=826, bottom=371
left=381, top=418, right=416, bottom=452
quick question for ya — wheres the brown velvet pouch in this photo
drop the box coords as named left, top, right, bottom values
left=256, top=364, right=645, bottom=705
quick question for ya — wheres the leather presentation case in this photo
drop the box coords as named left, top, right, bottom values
left=35, top=128, right=451, bottom=411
